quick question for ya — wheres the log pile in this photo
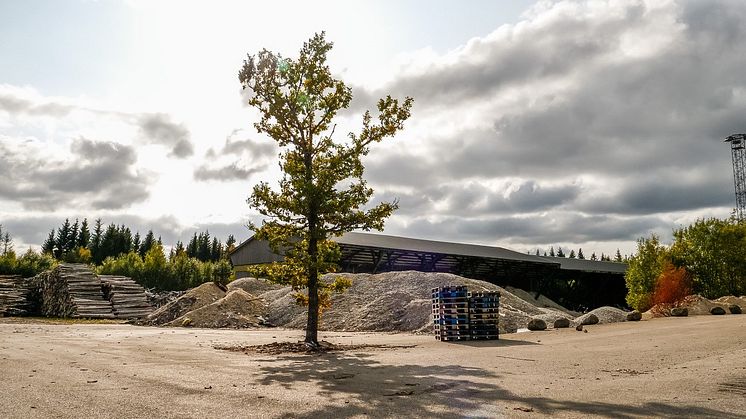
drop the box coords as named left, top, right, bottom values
left=36, top=264, right=116, bottom=319
left=100, top=275, right=154, bottom=319
left=0, top=275, right=34, bottom=316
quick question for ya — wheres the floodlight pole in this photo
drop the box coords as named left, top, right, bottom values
left=725, top=134, right=746, bottom=221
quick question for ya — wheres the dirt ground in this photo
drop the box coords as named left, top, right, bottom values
left=1, top=316, right=745, bottom=418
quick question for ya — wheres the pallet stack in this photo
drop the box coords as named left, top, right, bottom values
left=432, top=286, right=500, bottom=341
left=432, top=286, right=470, bottom=341
left=100, top=275, right=154, bottom=319
left=0, top=275, right=34, bottom=316
left=468, top=291, right=500, bottom=340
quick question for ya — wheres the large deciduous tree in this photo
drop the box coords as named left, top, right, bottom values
left=238, top=32, right=413, bottom=346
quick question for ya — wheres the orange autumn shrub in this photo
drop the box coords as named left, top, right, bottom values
left=652, top=262, right=692, bottom=307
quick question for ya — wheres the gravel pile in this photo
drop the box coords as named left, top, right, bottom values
left=261, top=271, right=575, bottom=334
left=165, top=289, right=268, bottom=328
left=144, top=282, right=225, bottom=325
left=575, top=306, right=628, bottom=325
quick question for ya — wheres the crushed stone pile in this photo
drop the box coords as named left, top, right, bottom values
left=227, top=277, right=285, bottom=295
left=575, top=306, right=628, bottom=325
left=166, top=289, right=269, bottom=328
left=143, top=272, right=638, bottom=334
left=262, top=271, right=576, bottom=334
left=715, top=296, right=746, bottom=307
left=646, top=294, right=735, bottom=317
left=144, top=282, right=226, bottom=325
left=505, top=286, right=580, bottom=317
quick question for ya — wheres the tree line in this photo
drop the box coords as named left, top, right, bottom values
left=625, top=216, right=746, bottom=311
left=534, top=246, right=627, bottom=262
left=0, top=225, right=57, bottom=278
left=41, top=218, right=237, bottom=265
left=2, top=220, right=241, bottom=291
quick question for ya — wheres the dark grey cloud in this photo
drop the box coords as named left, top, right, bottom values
left=0, top=138, right=151, bottom=211
left=347, top=0, right=746, bottom=251
left=138, top=113, right=194, bottom=158
left=193, top=163, right=266, bottom=181
left=195, top=129, right=276, bottom=182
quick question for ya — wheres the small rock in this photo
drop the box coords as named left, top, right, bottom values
left=729, top=304, right=742, bottom=314
left=182, top=318, right=192, bottom=327
left=584, top=329, right=588, bottom=333
left=575, top=324, right=583, bottom=331
left=553, top=318, right=570, bottom=328
left=580, top=314, right=599, bottom=326
left=527, top=318, right=547, bottom=331
left=710, top=306, right=726, bottom=315
left=671, top=307, right=688, bottom=317
left=626, top=310, right=642, bottom=321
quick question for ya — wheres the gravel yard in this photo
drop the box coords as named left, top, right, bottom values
left=1, top=315, right=745, bottom=418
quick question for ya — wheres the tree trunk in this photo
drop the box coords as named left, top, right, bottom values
left=305, top=235, right=319, bottom=346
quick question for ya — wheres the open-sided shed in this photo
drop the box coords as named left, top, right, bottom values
left=230, top=232, right=628, bottom=310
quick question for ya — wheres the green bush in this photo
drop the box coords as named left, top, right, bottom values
left=625, top=234, right=668, bottom=311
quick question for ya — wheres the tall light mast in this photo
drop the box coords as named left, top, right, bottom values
left=725, top=134, right=746, bottom=220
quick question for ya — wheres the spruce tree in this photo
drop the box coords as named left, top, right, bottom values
left=42, top=229, right=56, bottom=255
left=577, top=248, right=584, bottom=259
left=557, top=247, right=565, bottom=257
left=569, top=249, right=576, bottom=258
left=78, top=218, right=90, bottom=248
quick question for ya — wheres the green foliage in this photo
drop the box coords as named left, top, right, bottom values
left=669, top=217, right=746, bottom=298
left=239, top=32, right=412, bottom=344
left=625, top=234, right=668, bottom=311
left=97, top=248, right=233, bottom=291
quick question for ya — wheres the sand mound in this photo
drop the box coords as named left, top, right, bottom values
left=227, top=277, right=284, bottom=295
left=575, top=306, right=628, bottom=325
left=715, top=296, right=746, bottom=307
left=166, top=289, right=268, bottom=328
left=262, top=271, right=573, bottom=334
left=145, top=282, right=225, bottom=325
left=646, top=294, right=733, bottom=317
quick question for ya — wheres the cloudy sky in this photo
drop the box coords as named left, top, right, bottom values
left=1, top=0, right=743, bottom=256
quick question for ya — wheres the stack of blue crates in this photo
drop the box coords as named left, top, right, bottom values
left=432, top=286, right=470, bottom=341
left=432, top=286, right=500, bottom=341
left=468, top=291, right=500, bottom=340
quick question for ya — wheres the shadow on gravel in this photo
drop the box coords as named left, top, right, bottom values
left=257, top=352, right=744, bottom=418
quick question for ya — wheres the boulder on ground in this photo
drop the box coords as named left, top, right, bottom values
left=626, top=310, right=642, bottom=321
left=527, top=318, right=547, bottom=331
left=729, top=304, right=742, bottom=314
left=710, top=306, right=726, bottom=315
left=553, top=317, right=571, bottom=328
left=671, top=307, right=688, bottom=317
left=579, top=313, right=599, bottom=325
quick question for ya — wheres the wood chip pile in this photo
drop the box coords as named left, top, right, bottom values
left=0, top=275, right=34, bottom=316
left=100, top=275, right=154, bottom=319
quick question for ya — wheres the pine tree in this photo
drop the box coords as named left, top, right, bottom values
left=78, top=218, right=90, bottom=248
left=549, top=246, right=555, bottom=257
left=557, top=247, right=565, bottom=257
left=186, top=233, right=198, bottom=258
left=569, top=249, right=576, bottom=258
left=132, top=232, right=141, bottom=253
left=67, top=219, right=79, bottom=254
left=577, top=248, right=585, bottom=259
left=615, top=248, right=623, bottom=262
left=534, top=249, right=540, bottom=256
left=91, top=218, right=103, bottom=263
left=590, top=252, right=598, bottom=261
left=140, top=230, right=155, bottom=258
left=55, top=219, right=71, bottom=259
left=42, top=229, right=56, bottom=255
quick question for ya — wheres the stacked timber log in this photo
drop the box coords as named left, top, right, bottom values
left=36, top=264, right=116, bottom=319
left=0, top=275, right=34, bottom=316
left=100, top=275, right=153, bottom=319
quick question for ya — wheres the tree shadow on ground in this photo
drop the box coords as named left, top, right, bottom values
left=257, top=351, right=745, bottom=418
